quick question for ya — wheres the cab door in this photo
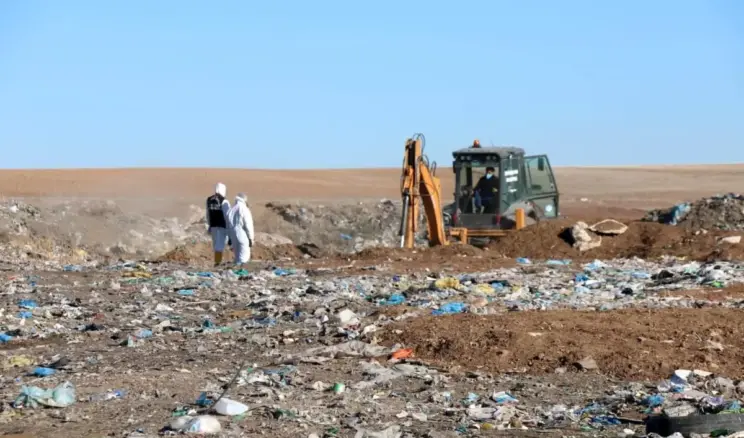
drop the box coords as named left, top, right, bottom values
left=524, top=155, right=559, bottom=218
left=500, top=154, right=524, bottom=214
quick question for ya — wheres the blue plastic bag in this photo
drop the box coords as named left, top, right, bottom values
left=381, top=294, right=405, bottom=306
left=432, top=302, right=466, bottom=315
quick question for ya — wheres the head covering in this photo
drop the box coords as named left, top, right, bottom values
left=215, top=183, right=226, bottom=197
left=235, top=193, right=247, bottom=203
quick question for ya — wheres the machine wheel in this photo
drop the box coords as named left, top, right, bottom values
left=469, top=237, right=491, bottom=248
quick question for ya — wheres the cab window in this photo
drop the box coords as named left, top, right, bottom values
left=454, top=162, right=500, bottom=215
left=525, top=156, right=555, bottom=195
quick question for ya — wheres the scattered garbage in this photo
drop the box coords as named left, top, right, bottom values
left=645, top=193, right=744, bottom=230
left=4, top=196, right=744, bottom=436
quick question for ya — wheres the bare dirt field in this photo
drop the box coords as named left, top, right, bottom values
left=2, top=164, right=743, bottom=212
left=1, top=165, right=744, bottom=437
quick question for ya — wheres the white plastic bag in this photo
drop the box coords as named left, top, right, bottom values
left=186, top=415, right=222, bottom=434
left=214, top=398, right=249, bottom=416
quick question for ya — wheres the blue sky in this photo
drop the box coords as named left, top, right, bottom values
left=1, top=0, right=742, bottom=169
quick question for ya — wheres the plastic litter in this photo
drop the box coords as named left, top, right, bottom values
left=90, top=389, right=126, bottom=401
left=14, top=381, right=76, bottom=408
left=492, top=391, right=518, bottom=404
left=170, top=415, right=222, bottom=434
left=213, top=398, right=249, bottom=416
left=432, top=302, right=466, bottom=315
left=1, top=202, right=744, bottom=436
left=433, top=277, right=460, bottom=290
left=18, top=299, right=38, bottom=309
left=32, top=367, right=56, bottom=377
left=380, top=293, right=405, bottom=305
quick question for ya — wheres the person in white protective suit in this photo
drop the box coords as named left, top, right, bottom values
left=226, top=193, right=255, bottom=265
left=205, top=183, right=231, bottom=266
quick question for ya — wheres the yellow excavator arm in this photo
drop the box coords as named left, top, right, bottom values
left=399, top=134, right=448, bottom=248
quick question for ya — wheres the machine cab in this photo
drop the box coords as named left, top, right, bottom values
left=450, top=145, right=559, bottom=229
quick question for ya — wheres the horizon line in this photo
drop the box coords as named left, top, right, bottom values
left=0, top=162, right=742, bottom=172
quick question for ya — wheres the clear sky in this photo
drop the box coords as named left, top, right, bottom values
left=1, top=0, right=742, bottom=169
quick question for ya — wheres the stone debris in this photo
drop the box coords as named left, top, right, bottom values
left=576, top=357, right=599, bottom=371
left=719, top=235, right=742, bottom=245
left=569, top=221, right=602, bottom=251
left=589, top=219, right=629, bottom=235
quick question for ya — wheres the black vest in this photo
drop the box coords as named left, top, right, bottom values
left=206, top=194, right=227, bottom=228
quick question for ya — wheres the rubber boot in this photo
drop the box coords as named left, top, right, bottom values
left=214, top=251, right=223, bottom=267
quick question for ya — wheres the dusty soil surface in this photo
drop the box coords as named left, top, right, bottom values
left=379, top=307, right=744, bottom=381
left=2, top=164, right=744, bottom=209
left=0, top=265, right=628, bottom=438
left=1, top=263, right=744, bottom=437
left=0, top=166, right=742, bottom=437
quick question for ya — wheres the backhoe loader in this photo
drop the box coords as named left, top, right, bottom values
left=399, top=133, right=560, bottom=247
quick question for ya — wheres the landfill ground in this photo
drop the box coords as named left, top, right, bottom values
left=1, top=165, right=744, bottom=437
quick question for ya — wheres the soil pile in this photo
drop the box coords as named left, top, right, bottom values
left=380, top=308, right=744, bottom=380
left=158, top=241, right=215, bottom=265
left=644, top=193, right=744, bottom=231
left=488, top=219, right=744, bottom=261
left=157, top=241, right=308, bottom=266
left=154, top=216, right=744, bottom=267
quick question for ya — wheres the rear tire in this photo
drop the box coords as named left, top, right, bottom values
left=469, top=237, right=490, bottom=248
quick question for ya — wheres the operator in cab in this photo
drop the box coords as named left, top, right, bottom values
left=474, top=167, right=499, bottom=214
left=206, top=183, right=231, bottom=267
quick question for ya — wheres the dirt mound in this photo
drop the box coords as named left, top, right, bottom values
left=157, top=241, right=306, bottom=265
left=489, top=219, right=744, bottom=261
left=157, top=241, right=215, bottom=265
left=257, top=243, right=306, bottom=260
left=156, top=218, right=744, bottom=268
left=645, top=194, right=744, bottom=231
left=380, top=308, right=744, bottom=380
